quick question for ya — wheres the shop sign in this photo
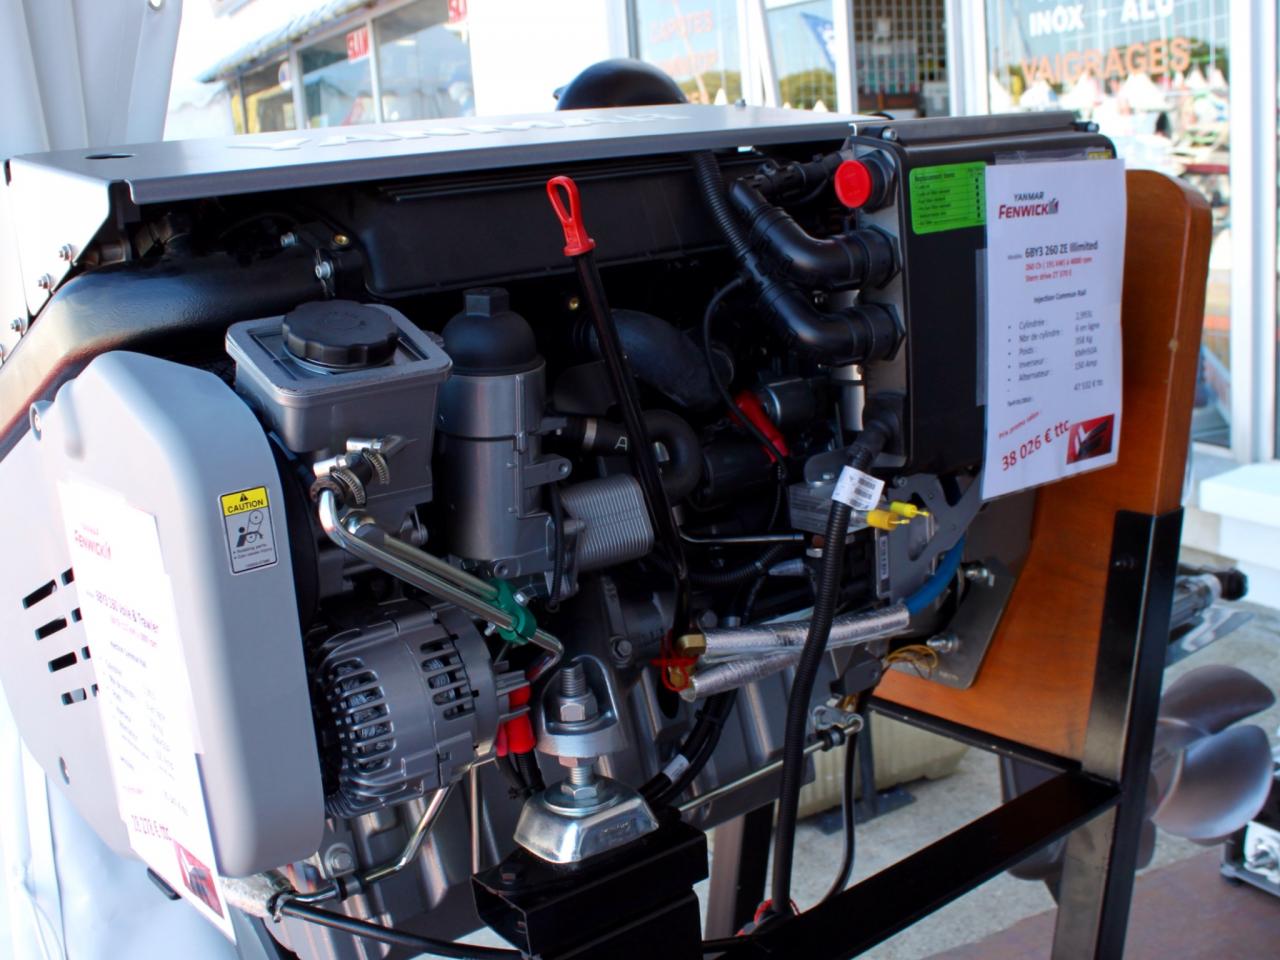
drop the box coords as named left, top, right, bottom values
left=347, top=25, right=370, bottom=63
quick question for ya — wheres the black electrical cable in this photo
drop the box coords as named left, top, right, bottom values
left=822, top=690, right=872, bottom=903
left=496, top=754, right=528, bottom=798
left=513, top=750, right=545, bottom=794
left=278, top=901, right=520, bottom=959
left=765, top=417, right=893, bottom=922
left=644, top=689, right=738, bottom=808
left=545, top=483, right=565, bottom=612
left=701, top=278, right=786, bottom=466
left=689, top=543, right=791, bottom=588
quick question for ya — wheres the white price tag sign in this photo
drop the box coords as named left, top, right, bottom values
left=981, top=158, right=1126, bottom=499
left=58, top=480, right=236, bottom=941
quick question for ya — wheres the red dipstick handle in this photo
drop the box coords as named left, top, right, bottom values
left=547, top=175, right=597, bottom=257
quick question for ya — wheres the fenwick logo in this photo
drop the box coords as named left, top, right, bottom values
left=997, top=192, right=1060, bottom=219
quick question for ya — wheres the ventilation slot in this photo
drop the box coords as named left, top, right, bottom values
left=48, top=651, right=77, bottom=673
left=60, top=688, right=87, bottom=706
left=35, top=618, right=68, bottom=641
left=60, top=569, right=75, bottom=586
left=22, top=580, right=57, bottom=609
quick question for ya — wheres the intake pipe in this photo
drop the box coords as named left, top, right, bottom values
left=558, top=409, right=703, bottom=501
left=729, top=179, right=896, bottom=290
left=690, top=152, right=901, bottom=366
left=579, top=309, right=720, bottom=411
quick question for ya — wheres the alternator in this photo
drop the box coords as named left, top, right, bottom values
left=315, top=600, right=524, bottom=817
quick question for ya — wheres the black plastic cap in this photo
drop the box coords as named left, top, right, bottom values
left=555, top=59, right=688, bottom=110
left=283, top=300, right=399, bottom=369
left=442, top=287, right=540, bottom=375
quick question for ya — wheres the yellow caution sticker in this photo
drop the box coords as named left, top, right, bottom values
left=218, top=486, right=277, bottom=574
left=220, top=486, right=269, bottom=516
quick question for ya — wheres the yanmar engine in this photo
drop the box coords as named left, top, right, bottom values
left=0, top=96, right=1115, bottom=959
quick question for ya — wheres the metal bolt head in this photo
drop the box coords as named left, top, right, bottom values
left=10, top=317, right=24, bottom=333
left=557, top=697, right=592, bottom=723
left=882, top=128, right=899, bottom=141
left=324, top=845, right=356, bottom=875
left=279, top=232, right=298, bottom=248
left=927, top=632, right=959, bottom=655
left=314, top=260, right=334, bottom=280
left=333, top=233, right=351, bottom=247
left=36, top=274, right=54, bottom=291
left=559, top=779, right=600, bottom=801
left=57, top=244, right=74, bottom=262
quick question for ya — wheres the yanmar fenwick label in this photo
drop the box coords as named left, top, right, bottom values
left=981, top=158, right=1126, bottom=499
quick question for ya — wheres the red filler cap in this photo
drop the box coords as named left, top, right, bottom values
left=833, top=160, right=874, bottom=209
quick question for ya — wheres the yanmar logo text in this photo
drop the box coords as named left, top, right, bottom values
left=998, top=191, right=1060, bottom=219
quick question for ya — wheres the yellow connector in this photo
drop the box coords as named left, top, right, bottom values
left=866, top=509, right=909, bottom=531
left=889, top=501, right=930, bottom=519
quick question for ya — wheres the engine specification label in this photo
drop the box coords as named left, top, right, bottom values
left=58, top=481, right=236, bottom=941
left=981, top=158, right=1126, bottom=500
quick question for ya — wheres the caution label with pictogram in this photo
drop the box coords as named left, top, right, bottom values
left=219, top=486, right=277, bottom=574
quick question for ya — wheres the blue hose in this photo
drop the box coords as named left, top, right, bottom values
left=904, top=538, right=967, bottom=616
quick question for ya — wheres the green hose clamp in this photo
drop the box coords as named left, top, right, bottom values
left=490, top=579, right=536, bottom=644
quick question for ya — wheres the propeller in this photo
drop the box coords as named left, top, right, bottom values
left=1005, top=664, right=1275, bottom=889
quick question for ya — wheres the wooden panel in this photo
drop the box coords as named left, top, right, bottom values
left=878, top=171, right=1212, bottom=760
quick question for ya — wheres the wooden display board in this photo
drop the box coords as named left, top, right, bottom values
left=877, top=170, right=1212, bottom=760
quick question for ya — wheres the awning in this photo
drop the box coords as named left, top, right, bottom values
left=197, top=0, right=372, bottom=83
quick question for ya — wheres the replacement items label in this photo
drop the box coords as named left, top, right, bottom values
left=981, top=158, right=1126, bottom=499
left=220, top=485, right=277, bottom=574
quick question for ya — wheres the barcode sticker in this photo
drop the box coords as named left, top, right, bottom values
left=832, top=466, right=884, bottom=511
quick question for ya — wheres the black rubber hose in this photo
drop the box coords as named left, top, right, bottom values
left=278, top=901, right=520, bottom=959
left=729, top=179, right=896, bottom=290
left=580, top=309, right=721, bottom=410
left=690, top=543, right=790, bottom=588
left=563, top=410, right=704, bottom=501
left=766, top=416, right=893, bottom=921
left=691, top=152, right=902, bottom=366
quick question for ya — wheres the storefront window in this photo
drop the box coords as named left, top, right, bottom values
left=375, top=0, right=474, bottom=121
left=240, top=60, right=295, bottom=134
left=986, top=0, right=1232, bottom=446
left=633, top=0, right=742, bottom=104
left=301, top=30, right=376, bottom=128
left=765, top=0, right=836, bottom=110
left=854, top=0, right=948, bottom=116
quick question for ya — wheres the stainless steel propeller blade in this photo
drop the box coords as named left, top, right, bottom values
left=1158, top=664, right=1276, bottom=737
left=1151, top=725, right=1275, bottom=843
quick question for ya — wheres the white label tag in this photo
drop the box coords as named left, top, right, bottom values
left=58, top=480, right=236, bottom=941
left=981, top=158, right=1126, bottom=499
left=832, top=466, right=885, bottom=511
left=661, top=754, right=692, bottom=783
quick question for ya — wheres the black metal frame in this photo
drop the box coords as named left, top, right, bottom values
left=706, top=508, right=1183, bottom=959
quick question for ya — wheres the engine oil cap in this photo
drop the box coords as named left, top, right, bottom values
left=282, top=300, right=399, bottom=369
left=834, top=160, right=874, bottom=209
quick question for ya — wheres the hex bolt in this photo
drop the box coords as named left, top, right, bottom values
left=324, top=845, right=356, bottom=875
left=314, top=260, right=334, bottom=280
left=10, top=317, right=25, bottom=334
left=36, top=274, right=54, bottom=291
left=57, top=244, right=74, bottom=262
left=279, top=232, right=298, bottom=248
left=927, top=633, right=959, bottom=655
